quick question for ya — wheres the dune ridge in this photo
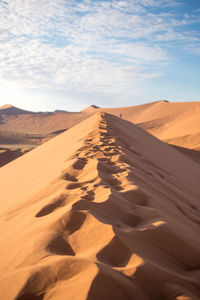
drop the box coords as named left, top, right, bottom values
left=0, top=112, right=200, bottom=299
left=0, top=104, right=33, bottom=115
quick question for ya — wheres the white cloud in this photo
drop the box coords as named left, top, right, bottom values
left=0, top=0, right=199, bottom=109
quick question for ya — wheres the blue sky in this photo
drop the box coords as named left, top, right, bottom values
left=0, top=0, right=199, bottom=111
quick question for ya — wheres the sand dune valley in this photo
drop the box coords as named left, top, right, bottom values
left=0, top=101, right=200, bottom=300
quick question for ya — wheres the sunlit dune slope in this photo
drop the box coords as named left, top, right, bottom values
left=0, top=112, right=200, bottom=300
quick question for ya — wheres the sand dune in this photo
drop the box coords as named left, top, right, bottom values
left=1, top=101, right=199, bottom=167
left=1, top=101, right=199, bottom=149
left=101, top=101, right=200, bottom=150
left=0, top=112, right=200, bottom=300
left=0, top=104, right=33, bottom=115
left=81, top=105, right=100, bottom=114
left=0, top=106, right=92, bottom=134
left=0, top=106, right=93, bottom=166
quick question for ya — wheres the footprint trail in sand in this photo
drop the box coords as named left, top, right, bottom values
left=0, top=113, right=200, bottom=300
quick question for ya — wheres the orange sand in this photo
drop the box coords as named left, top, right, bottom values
left=0, top=112, right=200, bottom=299
left=100, top=101, right=200, bottom=150
left=1, top=101, right=199, bottom=151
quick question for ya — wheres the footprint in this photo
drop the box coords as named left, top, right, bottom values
left=98, top=157, right=108, bottom=162
left=99, top=126, right=107, bottom=130
left=102, top=175, right=122, bottom=190
left=98, top=161, right=126, bottom=175
left=15, top=259, right=90, bottom=300
left=92, top=145, right=101, bottom=151
left=46, top=211, right=87, bottom=255
left=72, top=200, right=90, bottom=211
left=104, top=147, right=116, bottom=152
left=97, top=236, right=132, bottom=267
left=36, top=195, right=66, bottom=217
left=66, top=183, right=81, bottom=190
left=104, top=150, right=121, bottom=156
left=73, top=158, right=87, bottom=170
left=97, top=162, right=112, bottom=174
left=47, top=234, right=75, bottom=256
left=106, top=142, right=117, bottom=146
left=61, top=210, right=87, bottom=234
left=81, top=186, right=88, bottom=191
left=63, top=173, right=78, bottom=182
left=81, top=191, right=95, bottom=201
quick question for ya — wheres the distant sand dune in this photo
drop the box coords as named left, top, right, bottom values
left=0, top=101, right=200, bottom=167
left=0, top=112, right=200, bottom=299
left=101, top=101, right=200, bottom=150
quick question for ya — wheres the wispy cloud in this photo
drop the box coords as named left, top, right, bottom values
left=0, top=0, right=199, bottom=108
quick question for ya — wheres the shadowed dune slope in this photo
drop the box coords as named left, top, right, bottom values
left=0, top=112, right=200, bottom=300
left=0, top=104, right=33, bottom=115
left=0, top=147, right=30, bottom=167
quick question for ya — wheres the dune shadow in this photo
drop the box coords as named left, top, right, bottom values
left=89, top=192, right=142, bottom=228
left=86, top=263, right=145, bottom=300
left=63, top=172, right=78, bottom=182
left=47, top=235, right=75, bottom=256
left=35, top=196, right=66, bottom=217
left=66, top=182, right=81, bottom=189
left=0, top=115, right=5, bottom=125
left=81, top=190, right=95, bottom=201
left=0, top=148, right=22, bottom=167
left=51, top=128, right=67, bottom=135
left=72, top=200, right=90, bottom=211
left=97, top=236, right=132, bottom=267
left=171, top=144, right=200, bottom=163
left=73, top=158, right=87, bottom=170
left=62, top=210, right=87, bottom=235
left=16, top=292, right=44, bottom=300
